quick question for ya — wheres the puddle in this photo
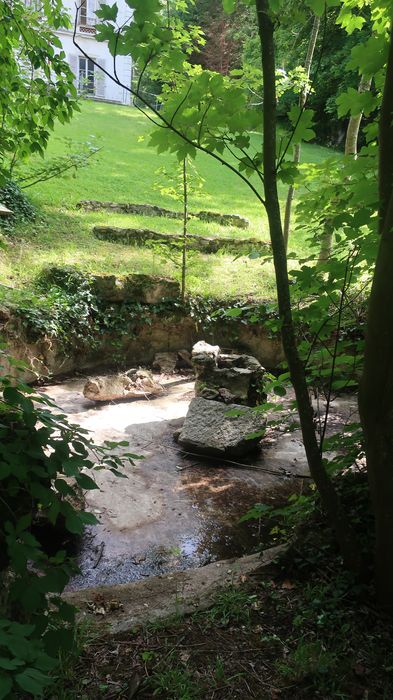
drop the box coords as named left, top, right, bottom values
left=40, top=375, right=356, bottom=591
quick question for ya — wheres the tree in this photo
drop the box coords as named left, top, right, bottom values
left=184, top=0, right=244, bottom=74
left=359, top=6, right=393, bottom=613
left=155, top=156, right=205, bottom=300
left=318, top=73, right=373, bottom=265
left=0, top=0, right=78, bottom=183
left=283, top=12, right=320, bottom=249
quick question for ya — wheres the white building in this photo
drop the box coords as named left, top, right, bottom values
left=55, top=0, right=132, bottom=105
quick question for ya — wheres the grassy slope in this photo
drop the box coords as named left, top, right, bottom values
left=1, top=101, right=333, bottom=299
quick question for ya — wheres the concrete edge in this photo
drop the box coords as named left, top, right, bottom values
left=63, top=545, right=286, bottom=635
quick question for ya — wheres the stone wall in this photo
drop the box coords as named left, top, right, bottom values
left=93, top=226, right=270, bottom=256
left=1, top=315, right=283, bottom=383
left=78, top=200, right=250, bottom=229
left=0, top=271, right=283, bottom=383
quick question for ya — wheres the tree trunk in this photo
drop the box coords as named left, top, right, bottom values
left=181, top=158, right=188, bottom=302
left=317, top=219, right=334, bottom=265
left=283, top=14, right=320, bottom=250
left=345, top=76, right=372, bottom=156
left=256, top=0, right=363, bottom=574
left=318, top=75, right=372, bottom=264
left=359, top=17, right=393, bottom=612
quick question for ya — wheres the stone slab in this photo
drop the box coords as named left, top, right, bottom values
left=177, top=397, right=266, bottom=457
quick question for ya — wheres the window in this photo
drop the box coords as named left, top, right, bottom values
left=78, top=57, right=95, bottom=95
left=79, top=0, right=96, bottom=27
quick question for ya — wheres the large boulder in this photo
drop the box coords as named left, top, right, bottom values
left=83, top=369, right=163, bottom=402
left=176, top=397, right=266, bottom=457
left=191, top=342, right=266, bottom=406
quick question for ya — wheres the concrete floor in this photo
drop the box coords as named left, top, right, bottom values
left=41, top=375, right=356, bottom=590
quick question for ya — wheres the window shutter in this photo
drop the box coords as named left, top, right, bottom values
left=87, top=0, right=97, bottom=25
left=68, top=54, right=78, bottom=89
left=95, top=60, right=106, bottom=99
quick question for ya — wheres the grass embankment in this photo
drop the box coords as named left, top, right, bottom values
left=1, top=101, right=333, bottom=300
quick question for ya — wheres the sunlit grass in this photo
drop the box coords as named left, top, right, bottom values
left=2, top=100, right=335, bottom=299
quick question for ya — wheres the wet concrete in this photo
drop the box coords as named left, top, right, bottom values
left=41, top=376, right=355, bottom=591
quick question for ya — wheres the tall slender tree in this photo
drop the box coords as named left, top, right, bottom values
left=283, top=13, right=320, bottom=250
left=359, top=8, right=393, bottom=613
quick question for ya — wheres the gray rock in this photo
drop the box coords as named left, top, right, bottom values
left=83, top=369, right=163, bottom=402
left=177, top=397, right=266, bottom=457
left=152, top=352, right=178, bottom=374
left=191, top=341, right=220, bottom=372
left=191, top=342, right=266, bottom=407
left=177, top=349, right=193, bottom=369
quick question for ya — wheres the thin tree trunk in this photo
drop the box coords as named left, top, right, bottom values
left=345, top=76, right=372, bottom=156
left=359, top=17, right=393, bottom=613
left=256, top=0, right=363, bottom=574
left=318, top=75, right=372, bottom=264
left=283, top=14, right=320, bottom=250
left=181, top=158, right=188, bottom=302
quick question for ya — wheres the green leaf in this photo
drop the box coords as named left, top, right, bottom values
left=288, top=106, right=315, bottom=144
left=225, top=307, right=243, bottom=317
left=15, top=668, right=52, bottom=695
left=306, top=0, right=325, bottom=15
left=95, top=2, right=118, bottom=21
left=222, top=0, right=236, bottom=14
left=0, top=673, right=12, bottom=700
left=239, top=503, right=272, bottom=523
left=78, top=511, right=99, bottom=526
left=0, top=657, right=23, bottom=670
left=75, top=473, right=99, bottom=490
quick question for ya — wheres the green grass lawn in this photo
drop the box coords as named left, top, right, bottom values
left=1, top=101, right=334, bottom=299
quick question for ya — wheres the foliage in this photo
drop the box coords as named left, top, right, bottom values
left=15, top=138, right=101, bottom=191
left=0, top=358, right=136, bottom=698
left=180, top=0, right=245, bottom=75
left=0, top=0, right=78, bottom=183
left=155, top=157, right=205, bottom=298
left=0, top=100, right=332, bottom=301
left=13, top=267, right=98, bottom=351
left=149, top=663, right=201, bottom=699
left=0, top=181, right=35, bottom=228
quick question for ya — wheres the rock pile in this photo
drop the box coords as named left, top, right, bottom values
left=192, top=340, right=266, bottom=406
left=176, top=342, right=267, bottom=458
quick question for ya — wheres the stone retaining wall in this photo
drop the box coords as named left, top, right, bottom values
left=93, top=226, right=270, bottom=256
left=0, top=270, right=283, bottom=383
left=1, top=313, right=283, bottom=383
left=78, top=200, right=250, bottom=229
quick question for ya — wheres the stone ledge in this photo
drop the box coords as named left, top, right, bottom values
left=63, top=545, right=285, bottom=634
left=78, top=200, right=250, bottom=229
left=91, top=273, right=180, bottom=303
left=93, top=226, right=270, bottom=256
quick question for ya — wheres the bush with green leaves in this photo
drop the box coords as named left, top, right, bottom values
left=0, top=355, right=137, bottom=699
left=0, top=182, right=35, bottom=227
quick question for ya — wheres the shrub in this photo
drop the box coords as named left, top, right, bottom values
left=0, top=355, right=137, bottom=698
left=0, top=181, right=35, bottom=227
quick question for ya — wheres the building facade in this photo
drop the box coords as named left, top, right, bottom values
left=55, top=0, right=132, bottom=105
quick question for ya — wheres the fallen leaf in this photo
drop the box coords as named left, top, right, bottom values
left=281, top=579, right=296, bottom=590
